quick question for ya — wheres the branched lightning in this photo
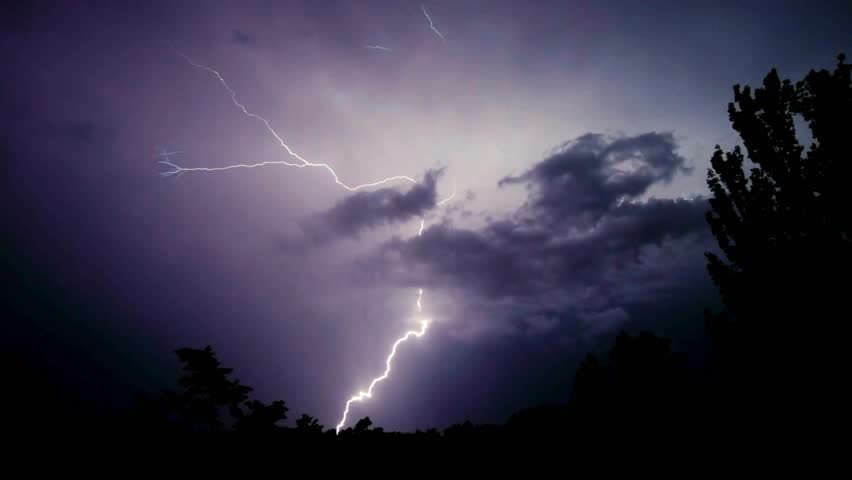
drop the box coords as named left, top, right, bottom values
left=165, top=47, right=416, bottom=192
left=421, top=4, right=446, bottom=43
left=156, top=149, right=186, bottom=178
left=166, top=39, right=458, bottom=435
left=365, top=45, right=392, bottom=52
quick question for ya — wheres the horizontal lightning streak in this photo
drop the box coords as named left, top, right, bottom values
left=167, top=48, right=416, bottom=192
left=364, top=45, right=392, bottom=52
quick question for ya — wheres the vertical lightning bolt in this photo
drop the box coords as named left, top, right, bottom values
left=334, top=187, right=455, bottom=433
left=334, top=318, right=430, bottom=434
left=421, top=4, right=446, bottom=43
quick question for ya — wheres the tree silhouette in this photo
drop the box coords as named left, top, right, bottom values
left=569, top=331, right=689, bottom=436
left=171, top=346, right=253, bottom=431
left=295, top=413, right=324, bottom=435
left=705, top=53, right=850, bottom=422
left=233, top=399, right=288, bottom=433
left=134, top=345, right=289, bottom=433
left=354, top=416, right=373, bottom=434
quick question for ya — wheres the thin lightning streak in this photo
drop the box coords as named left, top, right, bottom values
left=436, top=181, right=456, bottom=206
left=418, top=218, right=426, bottom=236
left=364, top=45, right=392, bottom=52
left=421, top=4, right=446, bottom=43
left=167, top=47, right=416, bottom=191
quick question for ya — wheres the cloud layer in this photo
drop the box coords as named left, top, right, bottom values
left=366, top=133, right=711, bottom=338
left=299, top=168, right=444, bottom=243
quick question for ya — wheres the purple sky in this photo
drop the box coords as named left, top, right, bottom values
left=2, top=0, right=850, bottom=430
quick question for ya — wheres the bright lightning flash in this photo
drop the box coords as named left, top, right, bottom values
left=334, top=317, right=430, bottom=434
left=334, top=208, right=437, bottom=433
left=364, top=45, right=392, bottom=52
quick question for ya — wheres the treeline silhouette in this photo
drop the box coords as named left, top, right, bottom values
left=131, top=54, right=850, bottom=445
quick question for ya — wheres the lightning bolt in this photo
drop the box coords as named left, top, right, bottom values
left=334, top=318, right=429, bottom=434
left=364, top=45, right=392, bottom=52
left=334, top=207, right=438, bottom=433
left=334, top=185, right=456, bottom=432
left=165, top=43, right=457, bottom=435
left=421, top=4, right=446, bottom=43
left=164, top=48, right=416, bottom=192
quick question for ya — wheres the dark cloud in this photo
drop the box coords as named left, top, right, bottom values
left=366, top=133, right=712, bottom=337
left=231, top=29, right=256, bottom=46
left=500, top=132, right=691, bottom=226
left=299, top=168, right=444, bottom=243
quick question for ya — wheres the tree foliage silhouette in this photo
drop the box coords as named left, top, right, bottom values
left=135, top=345, right=287, bottom=433
left=173, top=346, right=253, bottom=431
left=707, top=54, right=850, bottom=319
left=295, top=414, right=324, bottom=435
left=570, top=331, right=689, bottom=435
left=705, top=53, right=849, bottom=419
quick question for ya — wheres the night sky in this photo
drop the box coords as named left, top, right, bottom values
left=2, top=0, right=849, bottom=431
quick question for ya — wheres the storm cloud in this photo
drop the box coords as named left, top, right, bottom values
left=368, top=133, right=712, bottom=337
left=299, top=168, right=444, bottom=243
left=499, top=132, right=691, bottom=226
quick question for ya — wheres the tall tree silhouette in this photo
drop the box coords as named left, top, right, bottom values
left=172, top=346, right=253, bottom=431
left=135, top=345, right=289, bottom=433
left=705, top=54, right=850, bottom=421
